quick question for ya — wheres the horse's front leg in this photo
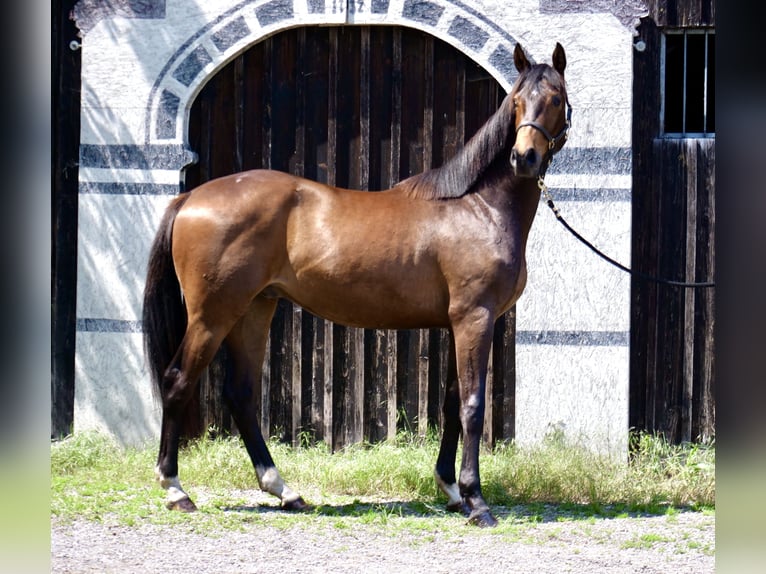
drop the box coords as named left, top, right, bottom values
left=451, top=308, right=497, bottom=527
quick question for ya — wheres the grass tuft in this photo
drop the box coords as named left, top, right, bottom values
left=51, top=430, right=714, bottom=531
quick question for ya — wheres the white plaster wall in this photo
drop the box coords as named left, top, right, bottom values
left=72, top=0, right=643, bottom=455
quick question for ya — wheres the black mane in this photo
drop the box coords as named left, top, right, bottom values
left=395, top=64, right=563, bottom=200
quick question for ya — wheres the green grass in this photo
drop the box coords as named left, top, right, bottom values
left=51, top=430, right=714, bottom=533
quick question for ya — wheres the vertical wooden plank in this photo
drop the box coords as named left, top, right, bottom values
left=364, top=27, right=395, bottom=442
left=52, top=0, right=81, bottom=438
left=261, top=37, right=273, bottom=171
left=397, top=31, right=428, bottom=434
left=323, top=319, right=334, bottom=448
left=233, top=56, right=245, bottom=173
left=417, top=330, right=430, bottom=437
left=364, top=329, right=387, bottom=442
left=328, top=28, right=365, bottom=449
left=387, top=28, right=403, bottom=439
left=483, top=338, right=494, bottom=446
left=291, top=305, right=302, bottom=445
left=350, top=27, right=366, bottom=446
left=259, top=37, right=274, bottom=440
left=287, top=29, right=308, bottom=445
left=654, top=139, right=687, bottom=442
left=358, top=27, right=371, bottom=192
left=242, top=47, right=264, bottom=171
left=325, top=27, right=339, bottom=449
left=418, top=35, right=434, bottom=438
left=693, top=139, right=715, bottom=441
left=500, top=308, right=517, bottom=440
left=629, top=18, right=661, bottom=436
left=301, top=27, right=330, bottom=444
left=389, top=27, right=402, bottom=186
left=386, top=330, right=398, bottom=439
left=682, top=140, right=698, bottom=443
left=368, top=27, right=393, bottom=192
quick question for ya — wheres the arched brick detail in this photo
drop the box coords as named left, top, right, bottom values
left=145, top=0, right=530, bottom=146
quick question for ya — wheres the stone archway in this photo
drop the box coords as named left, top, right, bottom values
left=145, top=0, right=527, bottom=150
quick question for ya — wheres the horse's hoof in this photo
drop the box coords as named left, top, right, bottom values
left=467, top=509, right=498, bottom=528
left=446, top=500, right=471, bottom=517
left=282, top=496, right=310, bottom=512
left=167, top=497, right=198, bottom=512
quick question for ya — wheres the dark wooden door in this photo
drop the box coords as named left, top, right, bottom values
left=185, top=26, right=514, bottom=450
left=630, top=13, right=715, bottom=444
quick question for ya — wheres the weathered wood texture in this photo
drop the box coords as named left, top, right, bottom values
left=52, top=0, right=82, bottom=438
left=644, top=0, right=715, bottom=27
left=630, top=16, right=715, bottom=443
left=185, top=26, right=513, bottom=450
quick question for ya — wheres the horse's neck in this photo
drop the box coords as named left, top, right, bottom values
left=477, top=165, right=542, bottom=241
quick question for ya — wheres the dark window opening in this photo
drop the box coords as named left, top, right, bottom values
left=662, top=29, right=714, bottom=137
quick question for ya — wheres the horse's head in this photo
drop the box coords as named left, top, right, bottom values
left=509, top=43, right=570, bottom=178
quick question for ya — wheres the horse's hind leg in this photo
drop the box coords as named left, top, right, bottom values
left=156, top=320, right=228, bottom=511
left=223, top=296, right=308, bottom=510
left=434, top=332, right=468, bottom=514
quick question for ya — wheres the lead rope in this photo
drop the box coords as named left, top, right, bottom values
left=537, top=176, right=715, bottom=289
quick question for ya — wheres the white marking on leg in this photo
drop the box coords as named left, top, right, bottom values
left=257, top=466, right=301, bottom=504
left=434, top=470, right=462, bottom=507
left=155, top=466, right=190, bottom=504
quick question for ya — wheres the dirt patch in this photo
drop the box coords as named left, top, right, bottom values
left=51, top=505, right=714, bottom=573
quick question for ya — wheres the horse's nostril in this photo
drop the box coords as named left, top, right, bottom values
left=524, top=149, right=537, bottom=166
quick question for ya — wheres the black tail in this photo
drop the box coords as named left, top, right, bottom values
left=142, top=193, right=191, bottom=402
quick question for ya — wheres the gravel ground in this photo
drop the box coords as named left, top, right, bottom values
left=51, top=498, right=714, bottom=574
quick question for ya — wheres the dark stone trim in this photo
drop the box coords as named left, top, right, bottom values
left=77, top=143, right=627, bottom=181
left=211, top=16, right=252, bottom=52
left=448, top=16, right=489, bottom=51
left=551, top=147, right=631, bottom=175
left=489, top=44, right=520, bottom=85
left=79, top=182, right=181, bottom=196
left=402, top=0, right=445, bottom=26
left=78, top=181, right=628, bottom=202
left=307, top=0, right=326, bottom=14
left=371, top=0, right=390, bottom=14
left=172, top=46, right=213, bottom=87
left=542, top=187, right=631, bottom=202
left=80, top=144, right=197, bottom=170
left=157, top=90, right=181, bottom=140
left=256, top=0, right=295, bottom=26
left=72, top=0, right=166, bottom=36
left=517, top=330, right=629, bottom=347
left=76, top=318, right=630, bottom=347
left=76, top=319, right=143, bottom=333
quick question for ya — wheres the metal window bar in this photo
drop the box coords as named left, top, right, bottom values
left=661, top=29, right=715, bottom=138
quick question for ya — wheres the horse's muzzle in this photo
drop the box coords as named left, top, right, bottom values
left=509, top=146, right=541, bottom=178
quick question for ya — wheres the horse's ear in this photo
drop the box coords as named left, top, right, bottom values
left=552, top=42, right=566, bottom=76
left=513, top=43, right=530, bottom=74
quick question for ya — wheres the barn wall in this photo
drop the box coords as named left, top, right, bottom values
left=70, top=0, right=646, bottom=456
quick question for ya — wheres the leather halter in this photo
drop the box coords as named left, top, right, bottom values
left=515, top=100, right=573, bottom=155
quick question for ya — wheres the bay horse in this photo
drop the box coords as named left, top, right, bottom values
left=143, top=43, right=570, bottom=527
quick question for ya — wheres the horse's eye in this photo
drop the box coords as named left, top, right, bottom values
left=552, top=95, right=562, bottom=107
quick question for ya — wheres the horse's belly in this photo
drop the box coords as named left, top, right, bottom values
left=275, top=268, right=450, bottom=330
